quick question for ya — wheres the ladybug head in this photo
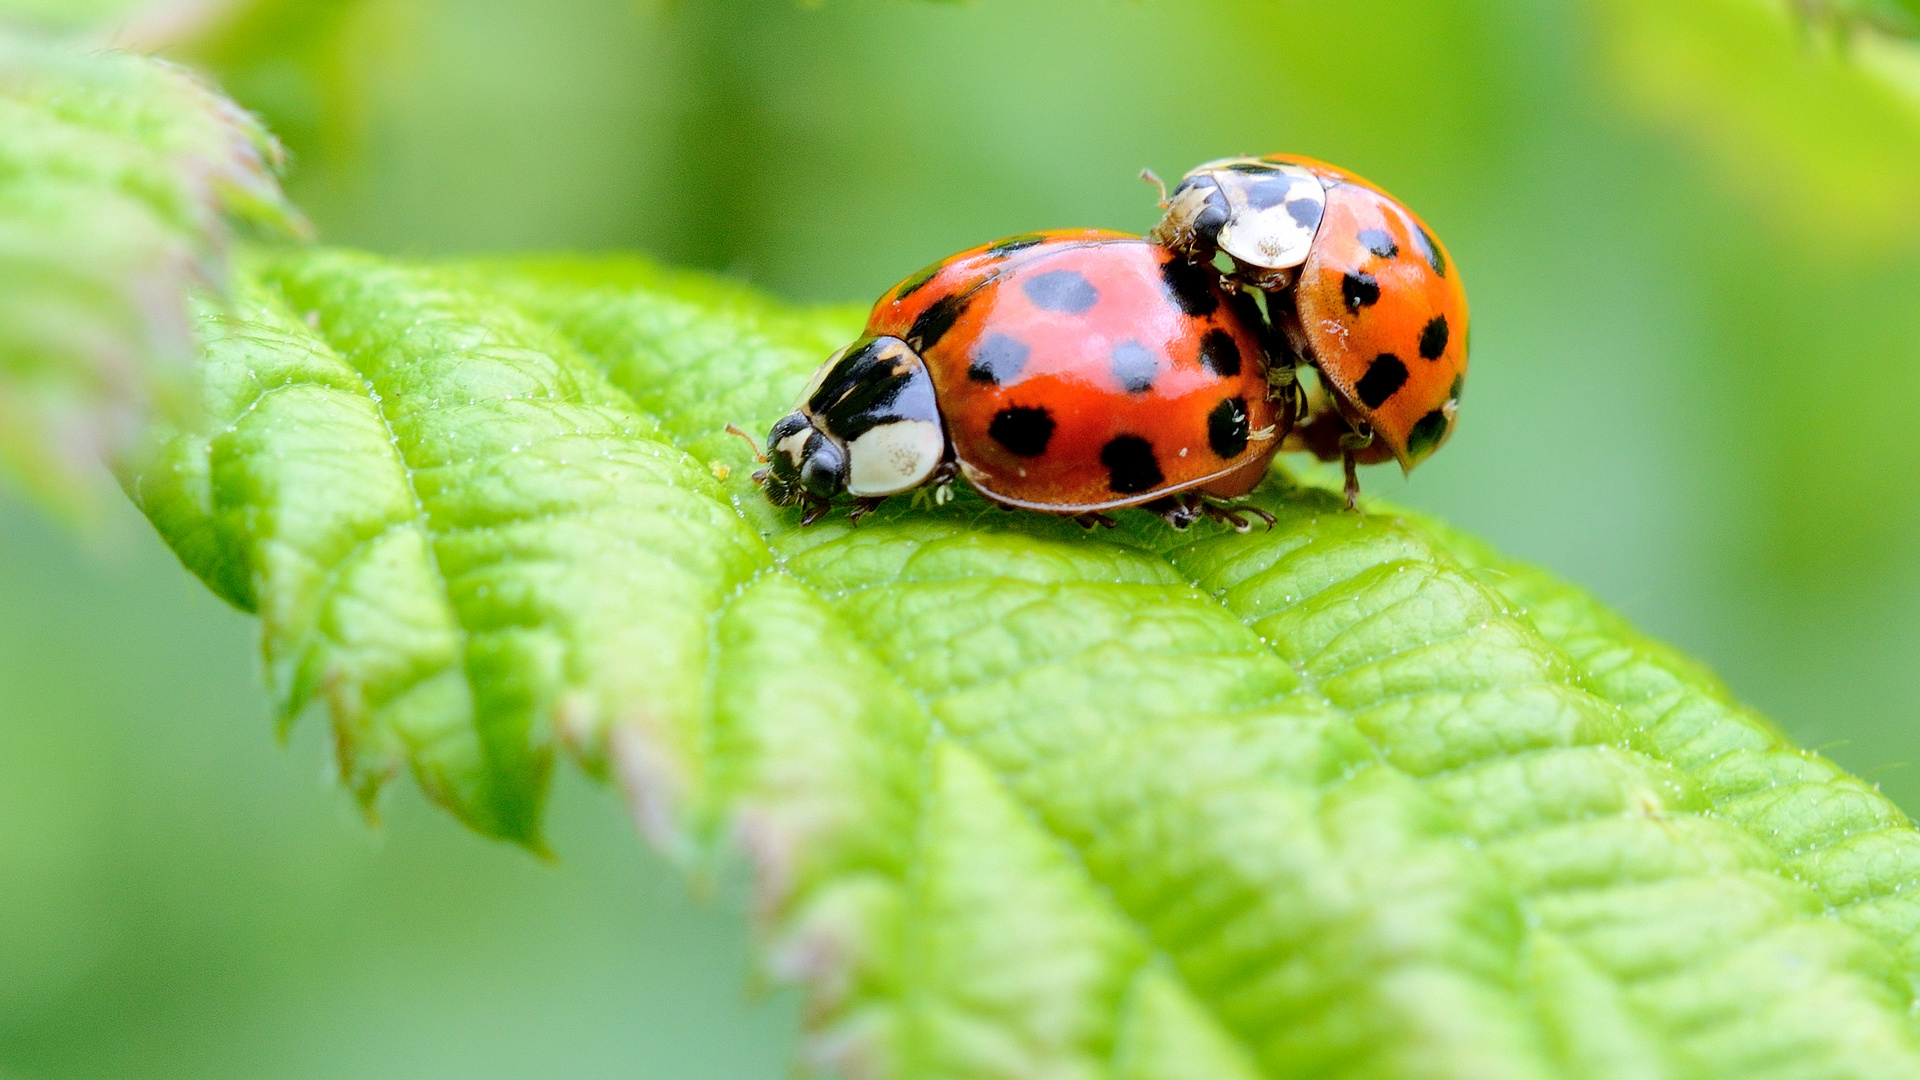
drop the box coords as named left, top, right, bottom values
left=1151, top=158, right=1327, bottom=274
left=756, top=336, right=948, bottom=511
left=759, top=411, right=847, bottom=506
left=1151, top=172, right=1230, bottom=257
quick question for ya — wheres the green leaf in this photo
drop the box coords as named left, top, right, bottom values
left=0, top=0, right=142, bottom=34
left=126, top=245, right=1920, bottom=1077
left=1587, top=0, right=1920, bottom=260
left=1785, top=0, right=1920, bottom=41
left=0, top=31, right=304, bottom=518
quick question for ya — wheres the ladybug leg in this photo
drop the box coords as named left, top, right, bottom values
left=1265, top=360, right=1296, bottom=402
left=1142, top=495, right=1201, bottom=531
left=929, top=460, right=959, bottom=506
left=846, top=497, right=886, bottom=526
left=1263, top=359, right=1309, bottom=433
left=1198, top=496, right=1275, bottom=534
left=1240, top=263, right=1296, bottom=292
left=1072, top=511, right=1119, bottom=530
left=1336, top=429, right=1374, bottom=513
left=799, top=497, right=834, bottom=527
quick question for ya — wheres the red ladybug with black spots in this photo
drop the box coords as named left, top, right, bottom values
left=744, top=229, right=1287, bottom=530
left=1151, top=154, right=1468, bottom=507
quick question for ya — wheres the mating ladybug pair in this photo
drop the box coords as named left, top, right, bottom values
left=739, top=155, right=1468, bottom=530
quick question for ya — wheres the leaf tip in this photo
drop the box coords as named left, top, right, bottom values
left=609, top=714, right=691, bottom=856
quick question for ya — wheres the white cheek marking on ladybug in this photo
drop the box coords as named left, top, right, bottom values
left=844, top=418, right=944, bottom=497
left=1217, top=164, right=1325, bottom=271
left=776, top=426, right=814, bottom=469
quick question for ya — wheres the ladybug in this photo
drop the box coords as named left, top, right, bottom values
left=1149, top=154, right=1467, bottom=507
left=744, top=230, right=1286, bottom=530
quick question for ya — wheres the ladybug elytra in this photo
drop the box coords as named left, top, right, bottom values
left=750, top=230, right=1285, bottom=530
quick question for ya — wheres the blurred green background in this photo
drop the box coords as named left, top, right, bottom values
left=6, top=0, right=1920, bottom=1075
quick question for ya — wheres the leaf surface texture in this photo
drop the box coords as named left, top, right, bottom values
left=126, top=247, right=1920, bottom=1080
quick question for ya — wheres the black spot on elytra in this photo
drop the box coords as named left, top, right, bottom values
left=1285, top=198, right=1324, bottom=230
left=1111, top=341, right=1159, bottom=393
left=1411, top=224, right=1447, bottom=277
left=1419, top=315, right=1450, bottom=361
left=1342, top=271, right=1380, bottom=313
left=1023, top=269, right=1099, bottom=313
left=988, top=406, right=1055, bottom=457
left=1356, top=353, right=1408, bottom=409
left=1406, top=407, right=1451, bottom=460
left=1198, top=330, right=1241, bottom=377
left=1244, top=177, right=1295, bottom=210
left=986, top=233, right=1048, bottom=258
left=891, top=260, right=945, bottom=304
left=1208, top=397, right=1250, bottom=459
left=1160, top=257, right=1219, bottom=317
left=908, top=292, right=968, bottom=351
left=1101, top=435, right=1165, bottom=494
left=1357, top=228, right=1398, bottom=259
left=968, top=333, right=1029, bottom=384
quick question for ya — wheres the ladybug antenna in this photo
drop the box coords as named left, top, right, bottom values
left=724, top=423, right=770, bottom=463
left=1140, top=168, right=1168, bottom=208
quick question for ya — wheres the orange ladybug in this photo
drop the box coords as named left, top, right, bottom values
left=747, top=230, right=1286, bottom=530
left=1150, top=154, right=1467, bottom=507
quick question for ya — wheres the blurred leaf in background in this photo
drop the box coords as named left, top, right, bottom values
left=1789, top=0, right=1920, bottom=40
left=1597, top=0, right=1920, bottom=255
left=0, top=0, right=138, bottom=33
left=0, top=26, right=304, bottom=520
left=1576, top=0, right=1920, bottom=778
